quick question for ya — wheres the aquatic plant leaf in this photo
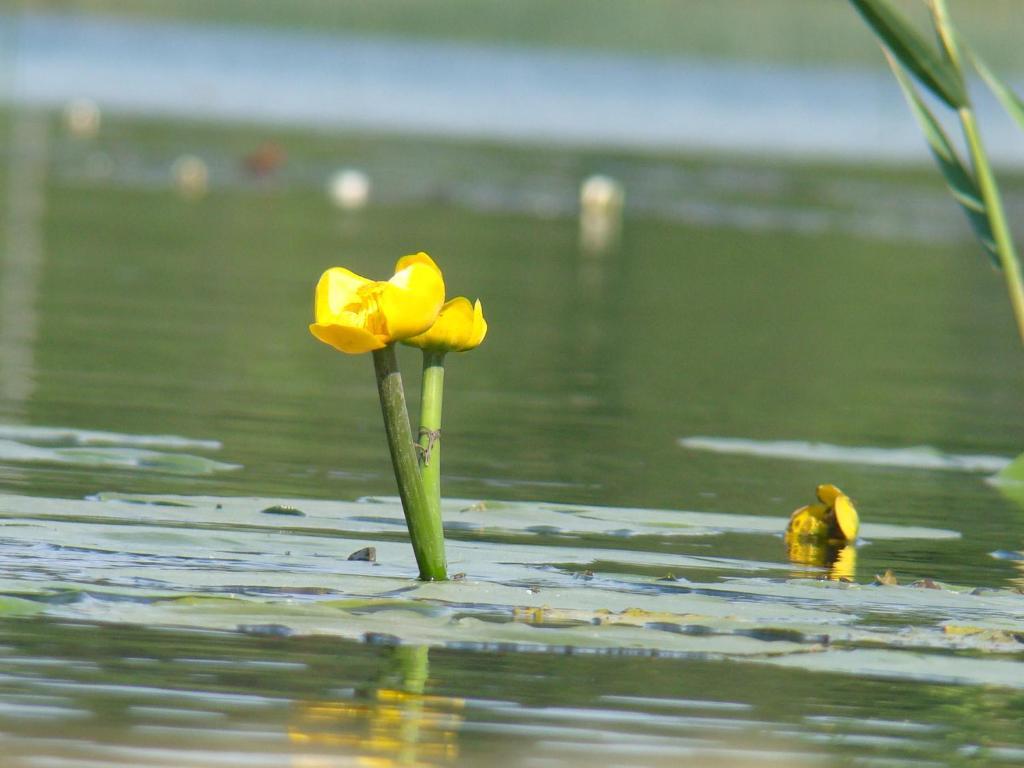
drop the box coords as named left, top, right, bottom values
left=679, top=436, right=1007, bottom=473
left=992, top=451, right=1024, bottom=492
left=0, top=597, right=46, bottom=616
left=6, top=490, right=1019, bottom=689
left=763, top=647, right=1024, bottom=687
left=86, top=491, right=959, bottom=543
left=887, top=56, right=1000, bottom=267
left=0, top=442, right=241, bottom=475
left=943, top=624, right=1024, bottom=645
left=57, top=447, right=241, bottom=475
left=993, top=451, right=1024, bottom=483
left=0, top=424, right=222, bottom=450
left=847, top=0, right=966, bottom=109
left=971, top=50, right=1024, bottom=134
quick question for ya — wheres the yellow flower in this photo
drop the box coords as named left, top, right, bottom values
left=309, top=252, right=445, bottom=354
left=786, top=503, right=831, bottom=540
left=403, top=297, right=487, bottom=352
left=785, top=483, right=859, bottom=543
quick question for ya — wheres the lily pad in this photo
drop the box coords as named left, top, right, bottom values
left=0, top=425, right=222, bottom=450
left=0, top=441, right=238, bottom=476
left=680, top=436, right=1010, bottom=473
left=0, top=490, right=1016, bottom=688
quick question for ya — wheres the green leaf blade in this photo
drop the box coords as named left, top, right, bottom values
left=889, top=57, right=1000, bottom=267
left=971, top=50, right=1024, bottom=133
left=848, top=0, right=967, bottom=109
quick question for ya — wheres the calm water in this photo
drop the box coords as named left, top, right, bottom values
left=3, top=36, right=1024, bottom=766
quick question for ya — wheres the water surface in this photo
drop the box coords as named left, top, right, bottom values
left=1, top=77, right=1024, bottom=765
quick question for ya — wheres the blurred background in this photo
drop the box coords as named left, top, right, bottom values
left=1, top=0, right=1023, bottom=556
left=5, top=4, right=1024, bottom=767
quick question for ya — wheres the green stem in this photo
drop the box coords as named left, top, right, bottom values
left=960, top=108, right=1024, bottom=344
left=418, top=350, right=446, bottom=519
left=932, top=0, right=1024, bottom=345
left=372, top=345, right=447, bottom=581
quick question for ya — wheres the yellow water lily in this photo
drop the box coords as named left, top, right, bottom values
left=785, top=483, right=860, bottom=543
left=403, top=297, right=487, bottom=352
left=309, top=252, right=445, bottom=354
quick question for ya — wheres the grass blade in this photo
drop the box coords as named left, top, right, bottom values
left=887, top=55, right=998, bottom=266
left=848, top=0, right=966, bottom=109
left=971, top=50, right=1024, bottom=133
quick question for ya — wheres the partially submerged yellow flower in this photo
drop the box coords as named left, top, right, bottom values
left=786, top=503, right=831, bottom=540
left=831, top=493, right=859, bottom=541
left=785, top=483, right=859, bottom=543
left=815, top=483, right=842, bottom=507
left=403, top=296, right=487, bottom=352
left=309, top=252, right=445, bottom=354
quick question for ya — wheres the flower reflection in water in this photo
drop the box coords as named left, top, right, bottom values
left=290, top=646, right=463, bottom=768
left=787, top=537, right=857, bottom=581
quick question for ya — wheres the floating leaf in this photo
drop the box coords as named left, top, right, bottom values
left=679, top=436, right=1008, bottom=473
left=0, top=441, right=241, bottom=475
left=57, top=447, right=241, bottom=475
left=8, top=490, right=1023, bottom=689
left=0, top=597, right=46, bottom=616
left=260, top=505, right=306, bottom=517
left=992, top=451, right=1024, bottom=485
left=847, top=0, right=966, bottom=109
left=0, top=424, right=222, bottom=450
left=887, top=57, right=1000, bottom=267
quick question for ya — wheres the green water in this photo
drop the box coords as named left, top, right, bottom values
left=3, top=110, right=1024, bottom=765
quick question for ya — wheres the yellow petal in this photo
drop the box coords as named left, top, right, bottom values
left=313, top=267, right=373, bottom=325
left=785, top=503, right=830, bottom=539
left=393, top=251, right=439, bottom=274
left=833, top=494, right=859, bottom=541
left=406, top=297, right=472, bottom=349
left=378, top=254, right=445, bottom=340
left=404, top=296, right=487, bottom=352
left=309, top=323, right=386, bottom=354
left=466, top=298, right=488, bottom=349
left=815, top=483, right=844, bottom=506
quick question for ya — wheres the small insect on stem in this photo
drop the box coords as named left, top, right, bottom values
left=416, top=428, right=442, bottom=466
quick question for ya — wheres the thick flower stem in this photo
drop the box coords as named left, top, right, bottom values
left=418, top=350, right=447, bottom=518
left=372, top=345, right=447, bottom=581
